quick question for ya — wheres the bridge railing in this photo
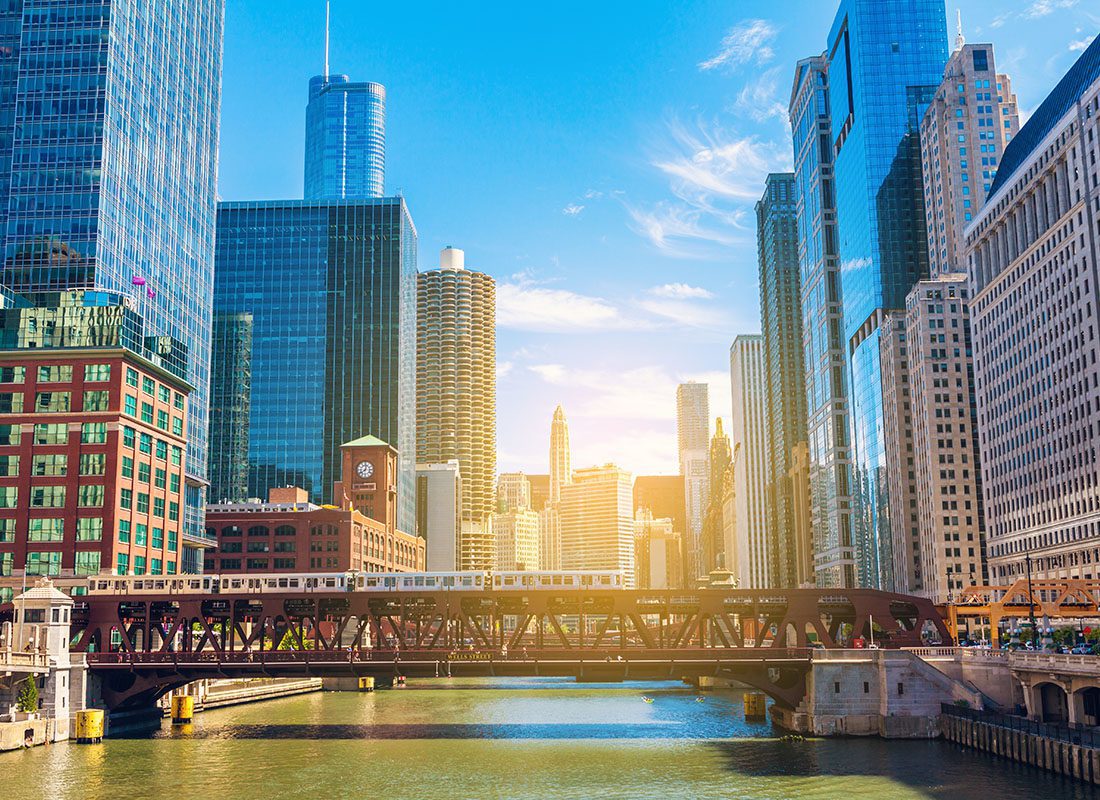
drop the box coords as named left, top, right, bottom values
left=1009, top=651, right=1100, bottom=671
left=0, top=646, right=48, bottom=672
left=941, top=703, right=1100, bottom=749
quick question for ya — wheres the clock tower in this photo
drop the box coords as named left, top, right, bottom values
left=336, top=435, right=400, bottom=530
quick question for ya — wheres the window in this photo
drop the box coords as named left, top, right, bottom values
left=142, top=376, right=155, bottom=396
left=155, top=409, right=168, bottom=431
left=0, top=425, right=20, bottom=446
left=124, top=394, right=137, bottom=416
left=33, top=423, right=67, bottom=445
left=169, top=473, right=180, bottom=493
left=135, top=523, right=147, bottom=546
left=139, top=433, right=152, bottom=454
left=274, top=558, right=296, bottom=570
left=274, top=540, right=296, bottom=552
left=154, top=467, right=166, bottom=488
left=275, top=525, right=296, bottom=537
left=167, top=529, right=178, bottom=552
left=37, top=365, right=72, bottom=383
left=120, top=488, right=132, bottom=510
left=140, top=402, right=153, bottom=423
left=0, top=552, right=10, bottom=577
left=0, top=393, right=24, bottom=413
left=220, top=558, right=241, bottom=570
left=84, top=364, right=111, bottom=382
left=170, top=446, right=182, bottom=466
left=0, top=455, right=18, bottom=477
left=122, top=426, right=135, bottom=448
left=0, top=366, right=25, bottom=384
left=150, top=558, right=162, bottom=575
left=81, top=422, right=107, bottom=444
left=117, top=553, right=129, bottom=574
left=28, top=518, right=64, bottom=542
left=125, top=368, right=138, bottom=388
left=133, top=555, right=146, bottom=575
left=32, top=454, right=66, bottom=476
left=118, top=520, right=131, bottom=544
left=173, top=392, right=184, bottom=410
left=76, top=518, right=103, bottom=542
left=137, top=462, right=151, bottom=483
left=168, top=501, right=179, bottom=521
left=172, top=417, right=183, bottom=436
left=247, top=559, right=268, bottom=571
left=221, top=541, right=242, bottom=553
left=26, top=551, right=61, bottom=576
left=78, top=485, right=104, bottom=507
left=79, top=453, right=105, bottom=476
left=30, top=485, right=65, bottom=507
left=153, top=497, right=165, bottom=518
left=121, top=455, right=134, bottom=478
left=0, top=518, right=14, bottom=542
left=35, top=389, right=68, bottom=412
left=82, top=390, right=110, bottom=412
left=151, top=527, right=164, bottom=548
left=156, top=440, right=168, bottom=461
left=158, top=385, right=170, bottom=403
left=136, top=492, right=149, bottom=514
left=74, top=551, right=101, bottom=576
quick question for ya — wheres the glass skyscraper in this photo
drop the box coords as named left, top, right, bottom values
left=825, top=0, right=947, bottom=589
left=213, top=198, right=417, bottom=534
left=0, top=0, right=225, bottom=570
left=304, top=74, right=386, bottom=200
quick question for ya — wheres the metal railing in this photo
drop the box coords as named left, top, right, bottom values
left=941, top=703, right=1100, bottom=748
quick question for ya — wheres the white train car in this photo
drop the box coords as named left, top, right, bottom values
left=87, top=575, right=219, bottom=595
left=355, top=571, right=486, bottom=592
left=491, top=571, right=624, bottom=591
left=217, top=572, right=353, bottom=593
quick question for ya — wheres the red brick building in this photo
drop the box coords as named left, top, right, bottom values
left=0, top=348, right=191, bottom=585
left=206, top=436, right=425, bottom=573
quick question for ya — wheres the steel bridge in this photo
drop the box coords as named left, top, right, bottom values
left=45, top=585, right=950, bottom=711
left=948, top=578, right=1100, bottom=646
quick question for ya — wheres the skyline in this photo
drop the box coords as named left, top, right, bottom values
left=219, top=0, right=1097, bottom=476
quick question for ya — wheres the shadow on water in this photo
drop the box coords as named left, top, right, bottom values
left=149, top=722, right=690, bottom=740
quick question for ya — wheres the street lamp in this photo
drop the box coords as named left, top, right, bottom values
left=1025, top=551, right=1038, bottom=644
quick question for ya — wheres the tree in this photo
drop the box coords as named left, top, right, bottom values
left=16, top=679, right=38, bottom=713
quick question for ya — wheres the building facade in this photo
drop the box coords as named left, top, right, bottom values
left=825, top=0, right=948, bottom=589
left=415, top=461, right=462, bottom=572
left=701, top=418, right=732, bottom=574
left=789, top=54, right=856, bottom=588
left=729, top=335, right=770, bottom=589
left=493, top=509, right=540, bottom=570
left=416, top=247, right=496, bottom=571
left=541, top=406, right=573, bottom=571
left=676, top=382, right=709, bottom=580
left=633, top=510, right=682, bottom=590
left=757, top=172, right=809, bottom=588
left=497, top=472, right=532, bottom=513
left=0, top=1, right=226, bottom=561
left=212, top=197, right=417, bottom=535
left=965, top=37, right=1100, bottom=582
left=559, top=465, right=635, bottom=586
left=304, top=73, right=386, bottom=200
left=207, top=312, right=252, bottom=504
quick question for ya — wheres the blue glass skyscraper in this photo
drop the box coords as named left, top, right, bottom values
left=825, top=0, right=947, bottom=589
left=0, top=1, right=225, bottom=571
left=213, top=198, right=417, bottom=535
left=305, top=74, right=386, bottom=199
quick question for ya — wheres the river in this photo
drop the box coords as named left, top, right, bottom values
left=5, top=679, right=1097, bottom=799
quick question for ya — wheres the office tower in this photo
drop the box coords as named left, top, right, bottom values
left=676, top=382, right=710, bottom=579
left=757, top=173, right=809, bottom=588
left=920, top=40, right=1019, bottom=278
left=825, top=0, right=948, bottom=589
left=701, top=419, right=732, bottom=574
left=966, top=36, right=1100, bottom=583
left=559, top=464, right=635, bottom=586
left=208, top=312, right=252, bottom=504
left=0, top=291, right=191, bottom=596
left=526, top=474, right=551, bottom=512
left=549, top=405, right=572, bottom=502
left=634, top=510, right=682, bottom=590
left=729, top=336, right=770, bottom=588
left=497, top=472, right=532, bottom=512
left=789, top=54, right=856, bottom=588
left=787, top=442, right=814, bottom=586
left=416, top=246, right=497, bottom=570
left=633, top=475, right=687, bottom=534
left=0, top=1, right=226, bottom=571
left=213, top=197, right=417, bottom=535
left=416, top=461, right=462, bottom=571
left=493, top=508, right=540, bottom=570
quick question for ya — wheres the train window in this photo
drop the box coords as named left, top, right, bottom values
left=503, top=576, right=514, bottom=586
left=384, top=578, right=396, bottom=588
left=443, top=576, right=454, bottom=587
left=414, top=576, right=424, bottom=587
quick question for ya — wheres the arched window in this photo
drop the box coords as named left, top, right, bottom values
left=274, top=525, right=296, bottom=537
left=221, top=525, right=242, bottom=537
left=247, top=525, right=269, bottom=537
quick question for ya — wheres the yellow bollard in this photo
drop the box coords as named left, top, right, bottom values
left=75, top=709, right=104, bottom=743
left=743, top=692, right=767, bottom=720
left=171, top=695, right=195, bottom=725
left=358, top=676, right=375, bottom=692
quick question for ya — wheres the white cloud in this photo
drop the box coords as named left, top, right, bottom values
left=496, top=281, right=639, bottom=333
left=635, top=298, right=732, bottom=330
left=562, top=203, right=585, bottom=216
left=732, top=67, right=788, bottom=124
left=1069, top=35, right=1095, bottom=52
left=699, top=19, right=779, bottom=72
left=1024, top=0, right=1077, bottom=18
left=496, top=361, right=514, bottom=379
left=649, top=283, right=715, bottom=300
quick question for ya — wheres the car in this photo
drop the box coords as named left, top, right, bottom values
left=1071, top=645, right=1093, bottom=655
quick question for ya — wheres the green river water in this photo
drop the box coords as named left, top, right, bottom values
left=3, top=678, right=1096, bottom=799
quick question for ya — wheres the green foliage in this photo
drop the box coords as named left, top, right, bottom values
left=277, top=627, right=314, bottom=651
left=15, top=679, right=38, bottom=713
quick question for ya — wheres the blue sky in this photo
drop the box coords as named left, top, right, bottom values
left=219, top=0, right=1097, bottom=476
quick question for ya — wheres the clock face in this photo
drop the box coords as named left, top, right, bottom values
left=356, top=460, right=374, bottom=479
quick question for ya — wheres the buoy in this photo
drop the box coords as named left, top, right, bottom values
left=75, top=709, right=105, bottom=743
left=171, top=694, right=195, bottom=725
left=396, top=675, right=406, bottom=687
left=358, top=677, right=375, bottom=692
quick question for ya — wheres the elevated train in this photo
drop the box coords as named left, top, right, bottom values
left=87, top=570, right=625, bottom=596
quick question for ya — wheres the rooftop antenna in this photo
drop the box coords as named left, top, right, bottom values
left=954, top=8, right=965, bottom=51
left=324, top=0, right=330, bottom=77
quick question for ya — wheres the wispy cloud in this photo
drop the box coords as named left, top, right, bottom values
left=496, top=361, right=514, bottom=379
left=732, top=66, right=788, bottom=124
left=699, top=19, right=779, bottom=72
left=649, top=283, right=715, bottom=300
left=1024, top=0, right=1077, bottom=18
left=562, top=203, right=585, bottom=217
left=496, top=280, right=639, bottom=333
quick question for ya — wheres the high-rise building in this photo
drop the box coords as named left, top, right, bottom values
left=789, top=54, right=856, bottom=588
left=787, top=442, right=815, bottom=586
left=701, top=419, right=731, bottom=574
left=965, top=36, right=1100, bottom=583
left=729, top=336, right=770, bottom=589
left=416, top=247, right=496, bottom=570
left=304, top=67, right=385, bottom=199
left=676, top=382, right=709, bottom=580
left=920, top=40, right=1019, bottom=279
left=212, top=197, right=417, bottom=535
left=416, top=461, right=462, bottom=572
left=497, top=472, right=532, bottom=512
left=549, top=405, right=572, bottom=503
left=208, top=312, right=252, bottom=504
left=493, top=509, right=540, bottom=570
left=633, top=475, right=686, bottom=533
left=634, top=510, right=682, bottom=590
left=0, top=1, right=226, bottom=570
left=757, top=173, right=808, bottom=588
left=527, top=474, right=551, bottom=512
left=559, top=464, right=635, bottom=586
left=825, top=0, right=948, bottom=589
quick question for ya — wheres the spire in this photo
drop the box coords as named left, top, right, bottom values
left=324, top=0, right=331, bottom=77
left=954, top=8, right=965, bottom=52
left=714, top=417, right=724, bottom=436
